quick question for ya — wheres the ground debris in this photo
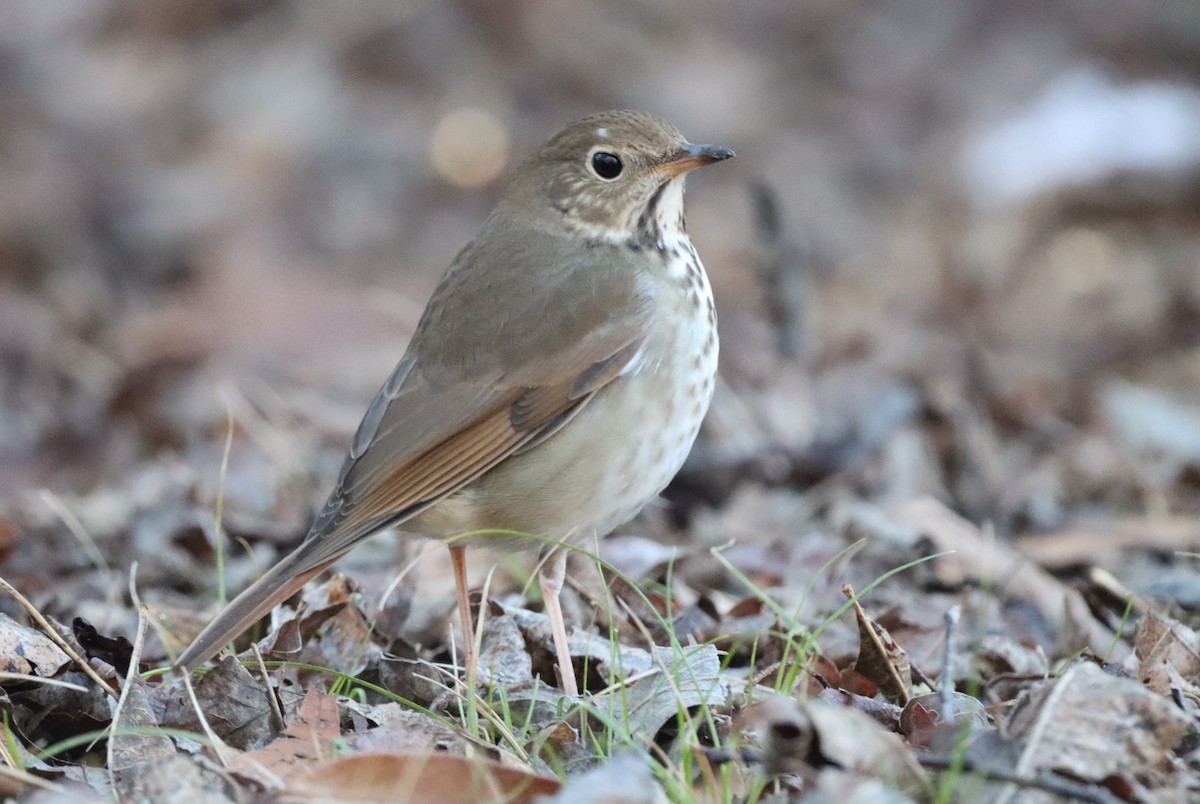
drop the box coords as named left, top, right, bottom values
left=2, top=1, right=1199, bottom=800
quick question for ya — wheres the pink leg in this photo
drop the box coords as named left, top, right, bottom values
left=449, top=544, right=476, bottom=681
left=539, top=550, right=579, bottom=696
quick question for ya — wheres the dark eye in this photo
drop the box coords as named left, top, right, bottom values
left=590, top=151, right=623, bottom=180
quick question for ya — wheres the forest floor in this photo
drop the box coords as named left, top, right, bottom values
left=1, top=2, right=1199, bottom=801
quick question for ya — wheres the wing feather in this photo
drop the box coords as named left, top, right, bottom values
left=174, top=236, right=657, bottom=672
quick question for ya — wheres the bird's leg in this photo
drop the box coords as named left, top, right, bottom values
left=539, top=550, right=579, bottom=697
left=449, top=544, right=477, bottom=683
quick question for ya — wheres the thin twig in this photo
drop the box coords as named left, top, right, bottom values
left=251, top=644, right=285, bottom=733
left=38, top=490, right=112, bottom=580
left=941, top=604, right=961, bottom=721
left=107, top=601, right=150, bottom=791
left=0, top=673, right=89, bottom=693
left=213, top=397, right=236, bottom=609
left=0, top=762, right=61, bottom=794
left=180, top=670, right=232, bottom=768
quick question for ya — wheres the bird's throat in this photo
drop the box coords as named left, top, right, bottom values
left=567, top=178, right=690, bottom=253
left=633, top=179, right=688, bottom=252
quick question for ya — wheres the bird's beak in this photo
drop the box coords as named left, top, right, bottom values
left=655, top=143, right=735, bottom=178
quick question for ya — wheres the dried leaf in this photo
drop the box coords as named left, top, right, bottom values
left=1005, top=661, right=1191, bottom=799
left=592, top=644, right=725, bottom=741
left=111, top=677, right=176, bottom=798
left=755, top=696, right=927, bottom=792
left=1017, top=517, right=1200, bottom=570
left=542, top=752, right=666, bottom=803
left=1129, top=612, right=1200, bottom=696
left=281, top=752, right=560, bottom=803
left=227, top=687, right=340, bottom=786
left=845, top=585, right=912, bottom=703
left=341, top=702, right=468, bottom=755
left=155, top=656, right=276, bottom=751
left=115, top=755, right=238, bottom=803
left=477, top=608, right=533, bottom=688
left=0, top=613, right=70, bottom=676
left=893, top=497, right=1120, bottom=657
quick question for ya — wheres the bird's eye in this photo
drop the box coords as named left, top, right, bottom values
left=590, top=151, right=623, bottom=180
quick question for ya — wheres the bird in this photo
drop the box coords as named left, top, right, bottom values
left=173, top=110, right=733, bottom=697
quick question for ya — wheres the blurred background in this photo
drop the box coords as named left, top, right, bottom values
left=2, top=0, right=1199, bottom=614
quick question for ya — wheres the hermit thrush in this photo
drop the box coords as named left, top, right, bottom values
left=174, top=111, right=733, bottom=696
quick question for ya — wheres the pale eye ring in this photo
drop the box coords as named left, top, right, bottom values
left=589, top=151, right=623, bottom=180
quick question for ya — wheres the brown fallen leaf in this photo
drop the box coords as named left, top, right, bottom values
left=110, top=677, right=176, bottom=799
left=1127, top=612, right=1200, bottom=697
left=814, top=686, right=902, bottom=730
left=154, top=655, right=277, bottom=751
left=892, top=499, right=1065, bottom=621
left=844, top=584, right=912, bottom=704
left=227, top=686, right=340, bottom=786
left=973, top=634, right=1050, bottom=681
left=268, top=574, right=378, bottom=682
left=1004, top=660, right=1191, bottom=800
left=754, top=695, right=927, bottom=793
left=0, top=613, right=70, bottom=676
left=280, top=752, right=560, bottom=803
left=10, top=669, right=112, bottom=746
left=898, top=692, right=990, bottom=749
left=341, top=701, right=470, bottom=756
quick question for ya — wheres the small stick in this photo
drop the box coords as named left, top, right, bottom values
left=107, top=603, right=151, bottom=790
left=251, top=644, right=285, bottom=733
left=941, top=604, right=961, bottom=721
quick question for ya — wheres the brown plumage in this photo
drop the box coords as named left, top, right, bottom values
left=174, top=111, right=733, bottom=696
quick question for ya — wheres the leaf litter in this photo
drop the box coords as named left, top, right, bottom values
left=2, top=1, right=1200, bottom=801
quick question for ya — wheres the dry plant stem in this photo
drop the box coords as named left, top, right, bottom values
left=38, top=490, right=112, bottom=581
left=691, top=743, right=723, bottom=797
left=753, top=660, right=784, bottom=687
left=449, top=544, right=476, bottom=681
left=539, top=550, right=579, bottom=697
left=466, top=565, right=496, bottom=693
left=107, top=603, right=149, bottom=790
left=0, top=673, right=88, bottom=692
left=180, top=671, right=232, bottom=768
left=251, top=644, right=285, bottom=732
left=940, top=604, right=961, bottom=720
left=0, top=576, right=118, bottom=699
left=911, top=662, right=939, bottom=690
left=0, top=763, right=61, bottom=794
left=566, top=573, right=609, bottom=627
left=1087, top=567, right=1147, bottom=615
